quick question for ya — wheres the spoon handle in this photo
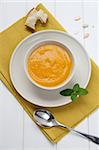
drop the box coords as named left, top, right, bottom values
left=74, top=131, right=99, bottom=145
left=57, top=122, right=99, bottom=145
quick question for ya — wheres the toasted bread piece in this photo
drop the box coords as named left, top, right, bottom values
left=25, top=8, right=38, bottom=30
left=37, top=9, right=48, bottom=23
left=25, top=8, right=48, bottom=30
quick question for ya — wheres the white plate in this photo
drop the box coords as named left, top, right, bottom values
left=10, top=30, right=91, bottom=107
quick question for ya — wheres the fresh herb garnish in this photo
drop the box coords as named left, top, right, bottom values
left=60, top=83, right=88, bottom=102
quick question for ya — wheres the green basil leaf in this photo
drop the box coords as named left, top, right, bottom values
left=73, top=83, right=80, bottom=92
left=60, top=89, right=73, bottom=96
left=77, top=88, right=88, bottom=96
left=71, top=92, right=78, bottom=101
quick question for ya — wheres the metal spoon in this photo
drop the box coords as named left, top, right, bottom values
left=33, top=109, right=99, bottom=145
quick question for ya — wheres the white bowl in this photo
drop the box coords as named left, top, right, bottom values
left=10, top=30, right=91, bottom=107
left=24, top=40, right=76, bottom=90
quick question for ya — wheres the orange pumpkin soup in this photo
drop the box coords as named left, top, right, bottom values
left=27, top=44, right=72, bottom=87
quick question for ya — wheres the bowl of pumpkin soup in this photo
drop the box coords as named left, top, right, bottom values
left=24, top=40, right=75, bottom=90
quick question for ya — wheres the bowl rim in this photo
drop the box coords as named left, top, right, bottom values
left=24, top=39, right=76, bottom=90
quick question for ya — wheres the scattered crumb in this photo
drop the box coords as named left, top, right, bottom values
left=74, top=31, right=80, bottom=35
left=82, top=24, right=89, bottom=29
left=83, top=33, right=90, bottom=39
left=74, top=16, right=81, bottom=21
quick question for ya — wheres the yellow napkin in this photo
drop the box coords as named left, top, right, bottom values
left=0, top=4, right=99, bottom=143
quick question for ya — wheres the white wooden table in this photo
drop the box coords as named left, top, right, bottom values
left=0, top=0, right=99, bottom=150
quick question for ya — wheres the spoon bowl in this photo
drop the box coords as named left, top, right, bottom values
left=33, top=109, right=58, bottom=128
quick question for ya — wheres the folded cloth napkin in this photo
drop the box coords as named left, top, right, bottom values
left=0, top=3, right=99, bottom=143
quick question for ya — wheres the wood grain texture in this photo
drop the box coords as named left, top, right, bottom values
left=82, top=1, right=99, bottom=150
left=0, top=81, right=23, bottom=150
left=0, top=0, right=99, bottom=150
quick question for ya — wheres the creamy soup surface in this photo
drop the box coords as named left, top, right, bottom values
left=27, top=44, right=72, bottom=87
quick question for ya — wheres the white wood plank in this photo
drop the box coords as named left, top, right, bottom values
left=82, top=1, right=99, bottom=150
left=55, top=1, right=89, bottom=150
left=0, top=1, right=98, bottom=150
left=0, top=1, right=26, bottom=150
left=82, top=1, right=98, bottom=64
left=25, top=0, right=56, bottom=15
left=98, top=1, right=99, bottom=66
left=24, top=1, right=56, bottom=150
left=0, top=81, right=23, bottom=150
left=88, top=110, right=99, bottom=150
left=24, top=112, right=56, bottom=150
left=55, top=0, right=84, bottom=45
left=0, top=1, right=26, bottom=32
